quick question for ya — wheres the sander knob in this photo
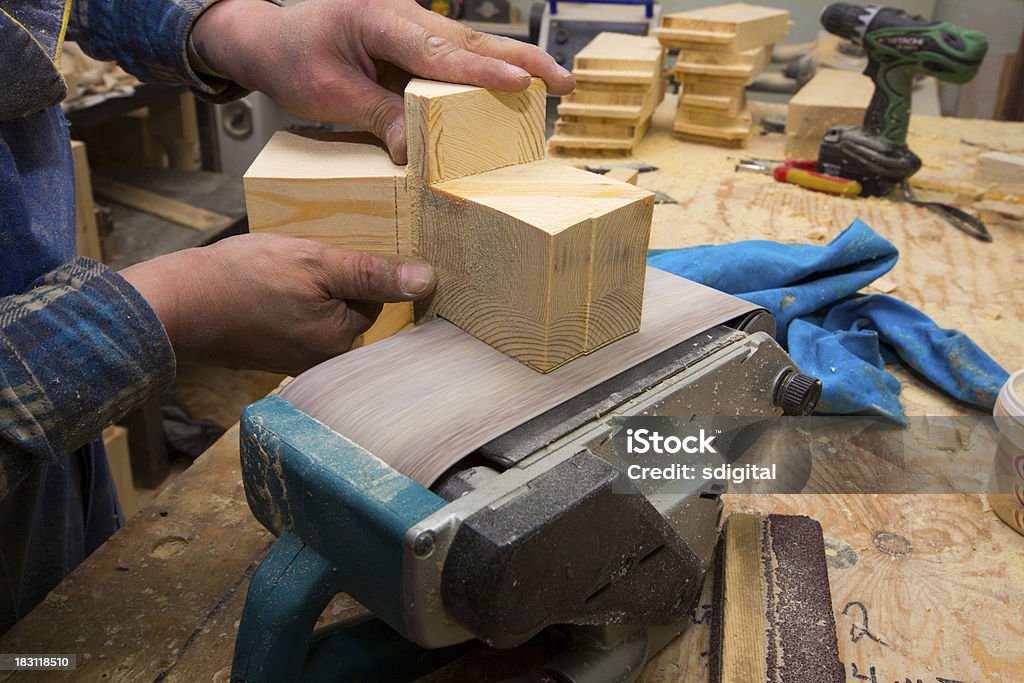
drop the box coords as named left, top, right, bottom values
left=775, top=371, right=822, bottom=416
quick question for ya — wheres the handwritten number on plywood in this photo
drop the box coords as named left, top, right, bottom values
left=842, top=601, right=889, bottom=647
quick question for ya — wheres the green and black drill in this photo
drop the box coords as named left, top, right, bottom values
left=816, top=3, right=989, bottom=196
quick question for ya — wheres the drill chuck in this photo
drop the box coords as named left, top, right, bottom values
left=820, top=3, right=873, bottom=43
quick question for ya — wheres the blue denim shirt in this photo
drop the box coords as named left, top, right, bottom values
left=0, top=0, right=241, bottom=632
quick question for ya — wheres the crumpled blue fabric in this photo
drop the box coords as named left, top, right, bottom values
left=648, top=219, right=1009, bottom=422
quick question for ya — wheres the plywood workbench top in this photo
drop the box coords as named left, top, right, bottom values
left=1, top=95, right=1022, bottom=682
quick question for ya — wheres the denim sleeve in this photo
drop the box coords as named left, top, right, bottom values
left=66, top=0, right=249, bottom=102
left=0, top=258, right=176, bottom=477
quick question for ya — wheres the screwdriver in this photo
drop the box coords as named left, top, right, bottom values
left=736, top=158, right=863, bottom=197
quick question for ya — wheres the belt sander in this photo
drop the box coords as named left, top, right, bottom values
left=230, top=268, right=821, bottom=682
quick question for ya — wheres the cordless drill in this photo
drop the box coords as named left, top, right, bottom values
left=816, top=4, right=988, bottom=196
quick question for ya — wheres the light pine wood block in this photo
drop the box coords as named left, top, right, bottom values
left=244, top=131, right=410, bottom=255
left=405, top=79, right=546, bottom=185
left=785, top=69, right=874, bottom=141
left=975, top=151, right=1024, bottom=195
left=406, top=79, right=654, bottom=372
left=572, top=32, right=665, bottom=72
left=654, top=3, right=790, bottom=53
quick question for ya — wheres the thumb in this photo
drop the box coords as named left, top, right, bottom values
left=350, top=76, right=407, bottom=164
left=319, top=248, right=436, bottom=302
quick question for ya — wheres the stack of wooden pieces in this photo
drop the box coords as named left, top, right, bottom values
left=549, top=32, right=665, bottom=156
left=654, top=3, right=790, bottom=146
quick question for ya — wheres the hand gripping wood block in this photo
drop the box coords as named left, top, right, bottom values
left=244, top=130, right=411, bottom=255
left=406, top=79, right=654, bottom=372
left=244, top=131, right=413, bottom=345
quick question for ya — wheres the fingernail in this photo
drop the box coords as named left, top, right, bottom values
left=506, top=63, right=532, bottom=80
left=385, top=123, right=406, bottom=164
left=556, top=63, right=572, bottom=78
left=400, top=261, right=435, bottom=297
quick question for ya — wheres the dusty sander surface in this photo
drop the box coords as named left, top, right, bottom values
left=711, top=513, right=844, bottom=683
left=280, top=267, right=760, bottom=485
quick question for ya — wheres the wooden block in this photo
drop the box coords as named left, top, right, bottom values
left=785, top=69, right=874, bottom=142
left=103, top=426, right=138, bottom=519
left=71, top=140, right=103, bottom=261
left=673, top=45, right=772, bottom=83
left=554, top=118, right=641, bottom=141
left=572, top=32, right=664, bottom=73
left=557, top=101, right=644, bottom=121
left=654, top=3, right=790, bottom=53
left=975, top=151, right=1024, bottom=195
left=709, top=513, right=844, bottom=683
left=92, top=176, right=233, bottom=232
left=244, top=131, right=410, bottom=254
left=679, top=107, right=753, bottom=133
left=406, top=79, right=654, bottom=372
left=681, top=78, right=748, bottom=118
left=404, top=79, right=546, bottom=185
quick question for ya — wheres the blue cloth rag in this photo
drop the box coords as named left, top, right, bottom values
left=648, top=220, right=1009, bottom=421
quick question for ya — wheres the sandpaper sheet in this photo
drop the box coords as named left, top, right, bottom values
left=281, top=267, right=762, bottom=485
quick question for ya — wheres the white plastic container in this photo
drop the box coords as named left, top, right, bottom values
left=989, top=369, right=1024, bottom=536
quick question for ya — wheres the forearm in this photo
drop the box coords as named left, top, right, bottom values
left=66, top=0, right=253, bottom=101
left=0, top=258, right=175, bottom=464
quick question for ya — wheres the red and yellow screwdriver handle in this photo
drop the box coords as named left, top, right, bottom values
left=773, top=162, right=863, bottom=196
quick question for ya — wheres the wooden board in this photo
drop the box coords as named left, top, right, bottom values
left=103, top=425, right=138, bottom=519
left=244, top=131, right=410, bottom=255
left=572, top=32, right=664, bottom=73
left=71, top=140, right=103, bottom=261
left=280, top=267, right=760, bottom=485
left=785, top=69, right=874, bottom=158
left=672, top=46, right=771, bottom=82
left=92, top=175, right=233, bottom=232
left=975, top=151, right=1024, bottom=195
left=674, top=107, right=753, bottom=143
left=654, top=3, right=790, bottom=53
left=406, top=79, right=654, bottom=372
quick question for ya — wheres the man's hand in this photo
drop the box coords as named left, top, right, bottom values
left=191, top=0, right=574, bottom=163
left=120, top=234, right=436, bottom=375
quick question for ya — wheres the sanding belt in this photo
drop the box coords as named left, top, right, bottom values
left=282, top=267, right=763, bottom=485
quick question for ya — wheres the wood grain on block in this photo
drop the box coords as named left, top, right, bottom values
left=404, top=78, right=546, bottom=185
left=423, top=161, right=653, bottom=370
left=244, top=131, right=409, bottom=254
left=710, top=513, right=844, bottom=683
left=654, top=3, right=790, bottom=53
left=975, top=151, right=1024, bottom=194
left=407, top=78, right=654, bottom=372
left=280, top=268, right=761, bottom=486
left=785, top=69, right=873, bottom=141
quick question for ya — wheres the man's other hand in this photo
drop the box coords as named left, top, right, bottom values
left=120, top=234, right=435, bottom=375
left=190, top=0, right=575, bottom=163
